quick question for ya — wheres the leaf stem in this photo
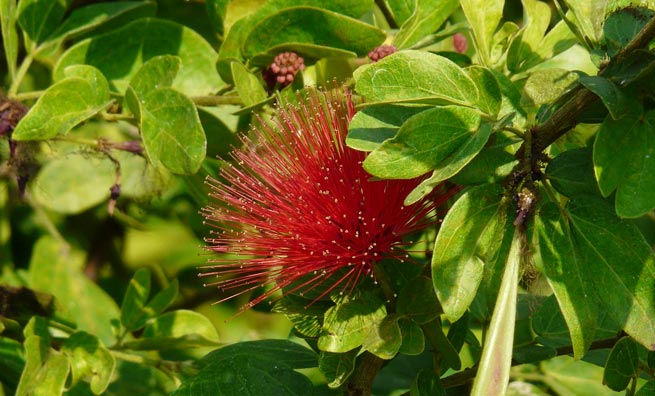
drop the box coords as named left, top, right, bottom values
left=8, top=53, right=34, bottom=97
left=14, top=90, right=45, bottom=101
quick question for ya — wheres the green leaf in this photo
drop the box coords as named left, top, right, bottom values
left=398, top=319, right=425, bottom=355
left=231, top=62, right=267, bottom=107
left=603, top=336, right=639, bottom=391
left=594, top=110, right=655, bottom=217
left=363, top=106, right=488, bottom=180
left=346, top=104, right=430, bottom=152
left=62, top=331, right=115, bottom=395
left=637, top=381, right=655, bottom=396
left=579, top=76, right=637, bottom=120
left=126, top=54, right=180, bottom=99
left=318, top=291, right=387, bottom=353
left=318, top=349, right=357, bottom=388
left=354, top=51, right=479, bottom=107
left=546, top=147, right=601, bottom=197
left=520, top=15, right=577, bottom=71
left=424, top=320, right=461, bottom=371
left=465, top=66, right=502, bottom=117
left=470, top=228, right=521, bottom=396
left=460, top=0, right=504, bottom=66
left=393, top=0, right=458, bottom=49
left=12, top=65, right=111, bottom=141
left=604, top=7, right=654, bottom=56
left=243, top=6, right=384, bottom=60
left=16, top=0, right=70, bottom=45
left=142, top=310, right=219, bottom=344
left=410, top=369, right=446, bottom=396
left=532, top=202, right=599, bottom=358
left=512, top=345, right=557, bottom=364
left=1, top=0, right=19, bottom=80
left=120, top=268, right=151, bottom=331
left=206, top=0, right=228, bottom=36
left=38, top=1, right=156, bottom=55
left=432, top=183, right=509, bottom=322
left=521, top=68, right=579, bottom=108
left=31, top=154, right=116, bottom=214
left=566, top=0, right=608, bottom=46
left=567, top=197, right=655, bottom=350
left=541, top=355, right=620, bottom=396
left=385, top=0, right=414, bottom=25
left=272, top=295, right=332, bottom=338
left=450, top=147, right=518, bottom=186
left=396, top=276, right=441, bottom=324
left=28, top=237, right=120, bottom=344
left=506, top=0, right=551, bottom=72
left=126, top=56, right=206, bottom=175
left=0, top=337, right=24, bottom=390
left=54, top=18, right=223, bottom=96
left=171, top=340, right=317, bottom=396
left=362, top=314, right=402, bottom=359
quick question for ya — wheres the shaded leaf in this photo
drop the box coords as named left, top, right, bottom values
left=171, top=340, right=316, bottom=396
left=62, top=331, right=115, bottom=395
left=567, top=197, right=655, bottom=350
left=396, top=276, right=441, bottom=324
left=362, top=314, right=402, bottom=359
left=533, top=202, right=599, bottom=358
left=363, top=106, right=488, bottom=180
left=142, top=310, right=219, bottom=343
left=506, top=0, right=551, bottom=72
left=31, top=154, right=116, bottom=214
left=546, top=147, right=600, bottom=197
left=398, top=319, right=425, bottom=355
left=521, top=68, right=579, bottom=108
left=346, top=104, right=430, bottom=152
left=318, top=349, right=357, bottom=388
left=120, top=268, right=151, bottom=331
left=16, top=0, right=70, bottom=45
left=594, top=110, right=655, bottom=217
left=28, top=237, right=120, bottom=344
left=318, top=291, right=387, bottom=353
left=272, top=295, right=332, bottom=338
left=603, top=336, right=639, bottom=391
left=410, top=369, right=446, bottom=396
left=54, top=18, right=223, bottom=96
left=450, top=147, right=517, bottom=186
left=432, top=183, right=509, bottom=322
left=579, top=75, right=637, bottom=120
left=39, top=1, right=156, bottom=55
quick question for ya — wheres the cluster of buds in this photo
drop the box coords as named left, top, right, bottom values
left=368, top=44, right=397, bottom=63
left=262, top=51, right=305, bottom=91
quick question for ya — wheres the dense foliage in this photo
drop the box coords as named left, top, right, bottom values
left=1, top=0, right=655, bottom=395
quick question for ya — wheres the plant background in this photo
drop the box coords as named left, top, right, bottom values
left=1, top=0, right=655, bottom=395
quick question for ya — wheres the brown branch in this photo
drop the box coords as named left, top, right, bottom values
left=517, top=15, right=655, bottom=159
left=344, top=352, right=386, bottom=396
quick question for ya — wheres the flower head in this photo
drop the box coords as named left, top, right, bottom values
left=200, top=87, right=451, bottom=310
left=368, top=44, right=397, bottom=63
left=262, top=52, right=306, bottom=92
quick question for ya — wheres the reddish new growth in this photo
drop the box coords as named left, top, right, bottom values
left=262, top=51, right=305, bottom=91
left=368, top=44, right=397, bottom=63
left=200, top=87, right=452, bottom=310
left=453, top=33, right=468, bottom=54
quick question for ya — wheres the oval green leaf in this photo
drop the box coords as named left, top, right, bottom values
left=62, top=331, right=115, bottom=395
left=54, top=18, right=223, bottom=96
left=242, top=6, right=384, bottom=59
left=31, top=154, right=116, bottom=214
left=12, top=65, right=111, bottom=141
left=432, top=183, right=509, bottom=322
left=363, top=105, right=487, bottom=180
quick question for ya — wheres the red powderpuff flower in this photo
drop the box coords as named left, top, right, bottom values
left=200, top=87, right=453, bottom=310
